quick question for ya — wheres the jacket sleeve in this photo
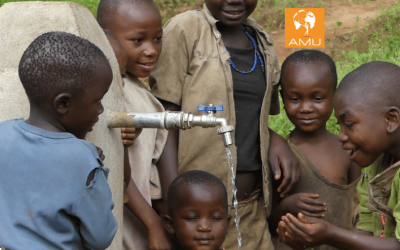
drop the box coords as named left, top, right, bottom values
left=269, top=51, right=281, bottom=115
left=73, top=167, right=118, bottom=249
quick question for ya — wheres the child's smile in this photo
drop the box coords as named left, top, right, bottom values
left=205, top=0, right=257, bottom=27
left=281, top=63, right=334, bottom=134
left=110, top=1, right=162, bottom=78
left=334, top=89, right=388, bottom=168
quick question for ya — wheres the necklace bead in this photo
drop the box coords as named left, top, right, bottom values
left=225, top=28, right=265, bottom=74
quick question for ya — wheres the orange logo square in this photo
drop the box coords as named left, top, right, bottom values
left=285, top=8, right=325, bottom=48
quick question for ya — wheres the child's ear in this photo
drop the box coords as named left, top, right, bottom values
left=163, top=214, right=176, bottom=234
left=54, top=93, right=72, bottom=115
left=385, top=107, right=400, bottom=133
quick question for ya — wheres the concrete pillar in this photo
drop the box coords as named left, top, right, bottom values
left=0, top=2, right=125, bottom=249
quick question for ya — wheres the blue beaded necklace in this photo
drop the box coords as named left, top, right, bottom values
left=225, top=27, right=265, bottom=74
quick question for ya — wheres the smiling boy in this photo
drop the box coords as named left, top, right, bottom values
left=277, top=61, right=400, bottom=250
left=164, top=170, right=231, bottom=250
left=97, top=0, right=173, bottom=249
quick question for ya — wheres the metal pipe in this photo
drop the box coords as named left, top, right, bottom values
left=107, top=111, right=234, bottom=146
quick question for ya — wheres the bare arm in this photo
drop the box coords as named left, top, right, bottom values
left=268, top=128, right=300, bottom=197
left=124, top=147, right=131, bottom=186
left=125, top=178, right=173, bottom=249
left=156, top=100, right=180, bottom=216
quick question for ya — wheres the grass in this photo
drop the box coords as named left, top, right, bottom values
left=269, top=3, right=400, bottom=137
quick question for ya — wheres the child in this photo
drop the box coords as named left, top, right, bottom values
left=150, top=0, right=300, bottom=248
left=0, top=32, right=118, bottom=249
left=104, top=30, right=142, bottom=205
left=270, top=50, right=361, bottom=250
left=277, top=61, right=400, bottom=250
left=163, top=170, right=231, bottom=250
left=97, top=0, right=173, bottom=249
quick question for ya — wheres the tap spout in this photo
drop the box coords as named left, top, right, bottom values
left=215, top=118, right=234, bottom=147
left=185, top=114, right=234, bottom=146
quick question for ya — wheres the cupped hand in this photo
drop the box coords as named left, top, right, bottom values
left=277, top=218, right=305, bottom=250
left=282, top=213, right=331, bottom=248
left=283, top=193, right=327, bottom=218
left=121, top=127, right=142, bottom=147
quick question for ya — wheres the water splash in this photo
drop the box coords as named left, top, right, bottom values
left=225, top=146, right=242, bottom=248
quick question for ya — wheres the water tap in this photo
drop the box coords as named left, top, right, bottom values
left=107, top=104, right=234, bottom=147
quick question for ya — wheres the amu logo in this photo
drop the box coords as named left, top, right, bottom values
left=285, top=8, right=325, bottom=48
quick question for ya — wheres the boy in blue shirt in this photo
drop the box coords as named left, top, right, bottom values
left=0, top=31, right=118, bottom=249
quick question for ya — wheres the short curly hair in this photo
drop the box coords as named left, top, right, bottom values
left=338, top=61, right=400, bottom=108
left=280, top=49, right=337, bottom=92
left=18, top=31, right=108, bottom=105
left=97, top=0, right=153, bottom=30
left=167, top=170, right=228, bottom=216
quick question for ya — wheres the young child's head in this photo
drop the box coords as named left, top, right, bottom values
left=164, top=170, right=231, bottom=250
left=280, top=50, right=337, bottom=133
left=18, top=31, right=112, bottom=139
left=97, top=0, right=162, bottom=78
left=334, top=61, right=400, bottom=168
left=205, top=0, right=257, bottom=27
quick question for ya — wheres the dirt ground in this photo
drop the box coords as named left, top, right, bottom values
left=157, top=0, right=399, bottom=63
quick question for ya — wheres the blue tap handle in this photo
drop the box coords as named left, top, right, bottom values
left=198, top=104, right=224, bottom=113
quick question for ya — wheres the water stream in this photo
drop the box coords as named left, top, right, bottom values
left=225, top=146, right=242, bottom=248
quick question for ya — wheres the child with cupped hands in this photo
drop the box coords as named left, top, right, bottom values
left=278, top=61, right=400, bottom=250
left=270, top=50, right=360, bottom=250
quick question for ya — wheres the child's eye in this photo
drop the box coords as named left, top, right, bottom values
left=211, top=216, right=222, bottom=221
left=185, top=217, right=197, bottom=221
left=155, top=36, right=163, bottom=42
left=315, top=97, right=324, bottom=102
left=344, top=122, right=353, bottom=128
left=131, top=38, right=143, bottom=43
left=290, top=97, right=299, bottom=102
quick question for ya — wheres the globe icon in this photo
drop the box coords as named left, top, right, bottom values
left=293, top=10, right=316, bottom=36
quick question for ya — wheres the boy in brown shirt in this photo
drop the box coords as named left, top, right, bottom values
left=150, top=0, right=300, bottom=248
left=98, top=0, right=173, bottom=249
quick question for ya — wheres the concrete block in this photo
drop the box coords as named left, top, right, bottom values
left=0, top=2, right=125, bottom=249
